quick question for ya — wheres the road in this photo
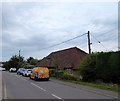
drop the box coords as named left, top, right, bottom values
left=0, top=71, right=2, bottom=100
left=1, top=71, right=119, bottom=100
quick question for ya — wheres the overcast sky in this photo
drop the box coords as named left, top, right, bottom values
left=1, top=1, right=118, bottom=61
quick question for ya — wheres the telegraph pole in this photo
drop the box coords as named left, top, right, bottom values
left=87, top=31, right=91, bottom=54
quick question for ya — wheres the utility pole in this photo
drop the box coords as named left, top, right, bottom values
left=87, top=31, right=91, bottom=54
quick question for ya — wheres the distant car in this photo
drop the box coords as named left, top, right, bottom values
left=0, top=67, right=6, bottom=71
left=2, top=68, right=6, bottom=71
left=9, top=68, right=16, bottom=72
left=17, top=68, right=25, bottom=75
left=23, top=69, right=32, bottom=77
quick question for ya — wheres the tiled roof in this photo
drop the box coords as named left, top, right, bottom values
left=37, top=47, right=88, bottom=69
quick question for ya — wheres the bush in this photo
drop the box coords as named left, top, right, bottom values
left=49, top=69, right=56, bottom=77
left=79, top=51, right=120, bottom=84
left=49, top=69, right=77, bottom=81
left=61, top=73, right=77, bottom=81
left=79, top=54, right=97, bottom=82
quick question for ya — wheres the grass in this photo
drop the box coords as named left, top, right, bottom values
left=53, top=77, right=119, bottom=93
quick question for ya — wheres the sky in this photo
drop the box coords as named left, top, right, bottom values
left=1, top=0, right=119, bottom=61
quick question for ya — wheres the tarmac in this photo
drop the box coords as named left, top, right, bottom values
left=51, top=78, right=119, bottom=99
left=0, top=71, right=2, bottom=100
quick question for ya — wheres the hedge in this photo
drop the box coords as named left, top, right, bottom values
left=49, top=69, right=77, bottom=81
left=79, top=51, right=120, bottom=84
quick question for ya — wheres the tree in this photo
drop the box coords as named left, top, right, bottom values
left=27, top=57, right=34, bottom=63
left=27, top=57, right=38, bottom=66
left=30, top=59, right=38, bottom=65
left=3, top=55, right=24, bottom=70
left=2, top=61, right=10, bottom=70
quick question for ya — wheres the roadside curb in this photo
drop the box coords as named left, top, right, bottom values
left=50, top=78, right=119, bottom=99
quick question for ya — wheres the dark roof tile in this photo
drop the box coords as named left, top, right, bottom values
left=37, top=47, right=88, bottom=69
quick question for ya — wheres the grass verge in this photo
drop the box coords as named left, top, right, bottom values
left=54, top=78, right=119, bottom=93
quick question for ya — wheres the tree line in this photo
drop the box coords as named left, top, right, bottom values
left=3, top=55, right=39, bottom=70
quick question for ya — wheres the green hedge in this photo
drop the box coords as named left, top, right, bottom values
left=79, top=51, right=120, bottom=84
left=61, top=73, right=77, bottom=81
left=49, top=69, right=77, bottom=81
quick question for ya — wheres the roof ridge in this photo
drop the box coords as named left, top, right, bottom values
left=50, top=47, right=87, bottom=54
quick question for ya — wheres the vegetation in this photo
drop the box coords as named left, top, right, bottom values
left=3, top=55, right=24, bottom=70
left=62, top=80, right=119, bottom=92
left=50, top=51, right=120, bottom=92
left=3, top=51, right=119, bottom=92
left=49, top=69, right=119, bottom=92
left=79, top=51, right=120, bottom=84
left=3, top=55, right=38, bottom=70
left=49, top=69, right=77, bottom=81
left=27, top=57, right=38, bottom=65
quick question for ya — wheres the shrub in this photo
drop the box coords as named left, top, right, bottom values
left=79, top=51, right=120, bottom=84
left=60, top=73, right=77, bottom=81
left=79, top=54, right=97, bottom=82
left=49, top=69, right=77, bottom=81
left=49, top=69, right=56, bottom=77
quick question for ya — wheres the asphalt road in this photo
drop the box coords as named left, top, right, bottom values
left=0, top=71, right=2, bottom=100
left=2, top=71, right=119, bottom=100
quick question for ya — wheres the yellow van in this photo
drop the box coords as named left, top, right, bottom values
left=30, top=67, right=49, bottom=81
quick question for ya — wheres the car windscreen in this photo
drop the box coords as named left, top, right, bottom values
left=28, top=70, right=32, bottom=71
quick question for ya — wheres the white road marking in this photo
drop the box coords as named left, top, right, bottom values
left=31, top=82, right=46, bottom=91
left=15, top=75, right=28, bottom=81
left=21, top=78, right=28, bottom=81
left=52, top=94, right=62, bottom=100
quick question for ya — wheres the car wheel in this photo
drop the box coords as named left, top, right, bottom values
left=34, top=77, right=38, bottom=81
left=46, top=78, right=49, bottom=81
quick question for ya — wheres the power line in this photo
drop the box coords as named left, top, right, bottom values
left=92, top=28, right=117, bottom=42
left=91, top=28, right=118, bottom=52
left=40, top=33, right=87, bottom=50
left=101, top=37, right=118, bottom=42
left=95, top=28, right=117, bottom=37
left=91, top=34, right=109, bottom=51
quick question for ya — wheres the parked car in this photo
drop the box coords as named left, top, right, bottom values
left=0, top=67, right=6, bottom=71
left=29, top=67, right=49, bottom=81
left=23, top=69, right=32, bottom=77
left=17, top=68, right=25, bottom=75
left=9, top=68, right=16, bottom=72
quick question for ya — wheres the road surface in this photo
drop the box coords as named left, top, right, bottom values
left=0, top=71, right=2, bottom=100
left=1, top=71, right=119, bottom=100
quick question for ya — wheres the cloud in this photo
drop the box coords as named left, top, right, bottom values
left=2, top=2, right=118, bottom=61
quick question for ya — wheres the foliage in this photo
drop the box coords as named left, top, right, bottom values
left=79, top=51, right=120, bottom=84
left=3, top=55, right=24, bottom=70
left=64, top=80, right=119, bottom=93
left=27, top=57, right=38, bottom=65
left=29, top=59, right=38, bottom=65
left=2, top=61, right=10, bottom=70
left=49, top=69, right=77, bottom=81
left=3, top=56, right=38, bottom=70
left=79, top=54, right=97, bottom=82
left=61, top=73, right=77, bottom=81
left=49, top=69, right=56, bottom=77
left=27, top=57, right=34, bottom=63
